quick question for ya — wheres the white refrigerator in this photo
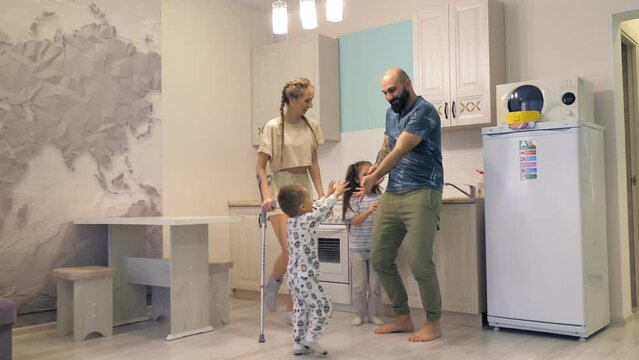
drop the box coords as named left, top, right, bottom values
left=482, top=120, right=609, bottom=339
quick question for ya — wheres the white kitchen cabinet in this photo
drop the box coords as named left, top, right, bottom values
left=413, top=0, right=505, bottom=128
left=251, top=35, right=340, bottom=145
left=228, top=205, right=289, bottom=294
left=384, top=201, right=486, bottom=317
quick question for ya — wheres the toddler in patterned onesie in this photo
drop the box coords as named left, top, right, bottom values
left=277, top=180, right=350, bottom=356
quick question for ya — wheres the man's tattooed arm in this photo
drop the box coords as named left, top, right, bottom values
left=376, top=136, right=391, bottom=165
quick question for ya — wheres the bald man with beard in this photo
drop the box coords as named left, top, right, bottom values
left=359, top=67, right=444, bottom=342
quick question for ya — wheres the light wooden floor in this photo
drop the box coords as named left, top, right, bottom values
left=13, top=298, right=639, bottom=360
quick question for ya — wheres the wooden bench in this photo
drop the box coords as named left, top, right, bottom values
left=52, top=266, right=117, bottom=341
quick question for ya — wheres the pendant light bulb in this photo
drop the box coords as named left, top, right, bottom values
left=326, top=0, right=343, bottom=22
left=272, top=1, right=288, bottom=35
left=299, top=0, right=318, bottom=30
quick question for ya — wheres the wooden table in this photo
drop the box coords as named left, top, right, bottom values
left=73, top=216, right=239, bottom=340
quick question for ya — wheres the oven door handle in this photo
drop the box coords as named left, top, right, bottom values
left=316, top=229, right=348, bottom=234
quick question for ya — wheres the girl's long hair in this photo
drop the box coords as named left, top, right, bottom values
left=342, top=161, right=382, bottom=220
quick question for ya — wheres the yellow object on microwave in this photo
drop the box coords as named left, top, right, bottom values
left=506, top=110, right=541, bottom=125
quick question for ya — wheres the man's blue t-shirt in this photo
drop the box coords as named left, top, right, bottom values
left=384, top=96, right=443, bottom=192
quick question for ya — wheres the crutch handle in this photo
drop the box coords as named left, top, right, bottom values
left=269, top=199, right=278, bottom=209
left=256, top=174, right=278, bottom=211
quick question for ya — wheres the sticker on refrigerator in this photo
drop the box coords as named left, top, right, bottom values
left=519, top=140, right=538, bottom=180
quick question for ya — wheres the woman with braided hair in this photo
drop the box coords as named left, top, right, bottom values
left=256, top=77, right=325, bottom=324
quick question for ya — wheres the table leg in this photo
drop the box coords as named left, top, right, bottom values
left=109, top=225, right=149, bottom=326
left=166, top=224, right=212, bottom=340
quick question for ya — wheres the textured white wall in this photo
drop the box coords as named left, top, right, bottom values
left=0, top=0, right=162, bottom=312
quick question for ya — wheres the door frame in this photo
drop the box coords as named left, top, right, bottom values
left=621, top=29, right=639, bottom=310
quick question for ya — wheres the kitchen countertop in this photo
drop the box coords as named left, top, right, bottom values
left=228, top=200, right=262, bottom=207
left=228, top=197, right=482, bottom=207
left=442, top=197, right=482, bottom=204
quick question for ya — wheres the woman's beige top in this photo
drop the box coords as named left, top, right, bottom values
left=258, top=117, right=324, bottom=172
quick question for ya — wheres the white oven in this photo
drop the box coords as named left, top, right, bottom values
left=317, top=202, right=351, bottom=305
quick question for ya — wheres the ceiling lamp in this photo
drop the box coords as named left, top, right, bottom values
left=326, top=0, right=343, bottom=22
left=299, top=0, right=318, bottom=30
left=272, top=0, right=343, bottom=35
left=272, top=1, right=288, bottom=35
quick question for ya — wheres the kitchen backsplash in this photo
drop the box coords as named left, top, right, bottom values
left=317, top=127, right=484, bottom=199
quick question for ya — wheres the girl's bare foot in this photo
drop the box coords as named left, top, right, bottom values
left=373, top=314, right=414, bottom=334
left=408, top=320, right=441, bottom=342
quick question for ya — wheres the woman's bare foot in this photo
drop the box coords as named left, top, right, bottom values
left=408, top=320, right=441, bottom=342
left=374, top=314, right=414, bottom=334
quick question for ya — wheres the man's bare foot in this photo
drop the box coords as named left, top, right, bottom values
left=374, top=314, right=414, bottom=334
left=408, top=320, right=441, bottom=342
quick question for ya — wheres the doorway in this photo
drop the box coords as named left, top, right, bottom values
left=620, top=28, right=639, bottom=310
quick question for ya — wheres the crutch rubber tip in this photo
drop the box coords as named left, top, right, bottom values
left=259, top=334, right=265, bottom=343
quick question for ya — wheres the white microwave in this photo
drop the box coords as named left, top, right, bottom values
left=496, top=76, right=594, bottom=126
